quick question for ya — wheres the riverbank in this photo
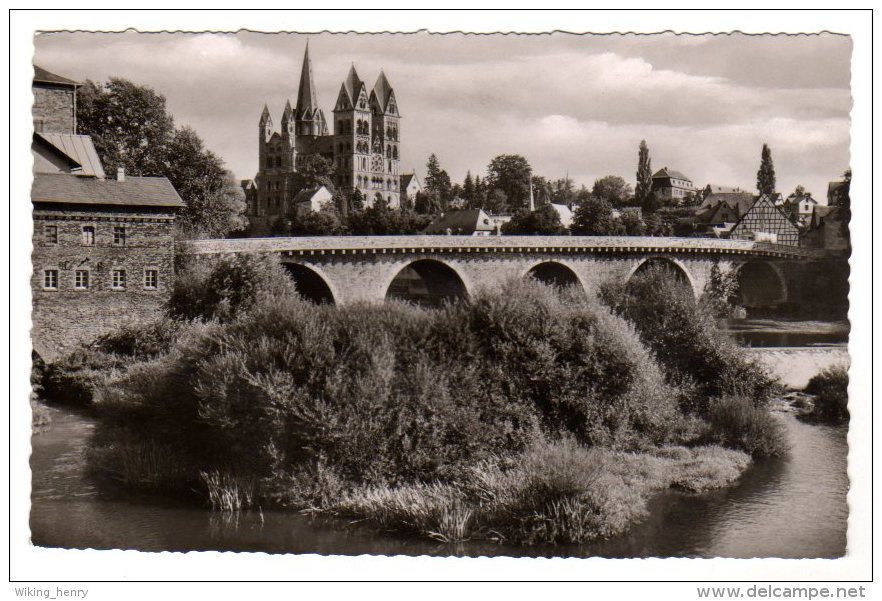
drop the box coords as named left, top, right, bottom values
left=30, top=402, right=847, bottom=557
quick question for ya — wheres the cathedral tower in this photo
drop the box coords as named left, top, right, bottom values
left=333, top=64, right=373, bottom=199
left=369, top=70, right=401, bottom=207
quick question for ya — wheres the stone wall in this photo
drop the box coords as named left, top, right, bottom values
left=33, top=86, right=75, bottom=134
left=31, top=205, right=177, bottom=360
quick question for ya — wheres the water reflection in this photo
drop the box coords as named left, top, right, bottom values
left=30, top=406, right=847, bottom=558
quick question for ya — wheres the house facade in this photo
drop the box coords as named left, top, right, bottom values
left=729, top=194, right=801, bottom=247
left=31, top=65, right=184, bottom=360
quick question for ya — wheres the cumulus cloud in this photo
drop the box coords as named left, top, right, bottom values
left=33, top=31, right=851, bottom=199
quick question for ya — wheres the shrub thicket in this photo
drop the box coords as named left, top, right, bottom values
left=804, top=365, right=849, bottom=424
left=600, top=264, right=779, bottom=414
left=167, top=253, right=296, bottom=322
left=91, top=279, right=685, bottom=494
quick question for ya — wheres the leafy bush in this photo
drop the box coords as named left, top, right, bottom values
left=90, top=279, right=687, bottom=495
left=93, top=320, right=182, bottom=360
left=41, top=348, right=125, bottom=405
left=804, top=365, right=849, bottom=423
left=167, top=253, right=296, bottom=322
left=600, top=264, right=779, bottom=414
left=706, top=396, right=788, bottom=458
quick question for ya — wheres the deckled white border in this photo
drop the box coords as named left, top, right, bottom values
left=7, top=7, right=873, bottom=592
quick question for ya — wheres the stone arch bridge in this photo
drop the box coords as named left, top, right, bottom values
left=180, top=236, right=838, bottom=313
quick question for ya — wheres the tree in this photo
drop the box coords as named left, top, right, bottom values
left=756, top=143, right=777, bottom=196
left=619, top=210, right=645, bottom=236
left=550, top=177, right=576, bottom=206
left=274, top=201, right=345, bottom=237
left=164, top=127, right=246, bottom=237
left=414, top=190, right=443, bottom=215
left=571, top=197, right=619, bottom=235
left=592, top=175, right=633, bottom=207
left=346, top=196, right=429, bottom=235
left=635, top=140, right=654, bottom=212
left=425, top=154, right=452, bottom=202
left=486, top=154, right=532, bottom=210
left=501, top=204, right=566, bottom=235
left=483, top=188, right=509, bottom=215
left=77, top=78, right=247, bottom=238
left=462, top=171, right=476, bottom=205
left=297, top=154, right=336, bottom=190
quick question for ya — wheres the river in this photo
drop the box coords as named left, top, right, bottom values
left=30, top=402, right=848, bottom=558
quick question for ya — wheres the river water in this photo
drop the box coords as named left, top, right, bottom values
left=30, top=403, right=848, bottom=558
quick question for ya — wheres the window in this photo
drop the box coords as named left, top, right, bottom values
left=144, top=269, right=158, bottom=290
left=74, top=270, right=89, bottom=290
left=43, top=225, right=57, bottom=244
left=112, top=269, right=127, bottom=290
left=82, top=226, right=95, bottom=246
left=43, top=269, right=58, bottom=290
left=113, top=226, right=126, bottom=246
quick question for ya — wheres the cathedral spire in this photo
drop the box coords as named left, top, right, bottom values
left=296, top=40, right=318, bottom=118
left=259, top=104, right=271, bottom=125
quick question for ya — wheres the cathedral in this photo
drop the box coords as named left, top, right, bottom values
left=244, top=42, right=402, bottom=234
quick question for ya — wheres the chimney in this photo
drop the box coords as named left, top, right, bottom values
left=117, top=167, right=126, bottom=182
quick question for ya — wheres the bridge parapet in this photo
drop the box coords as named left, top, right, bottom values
left=179, top=235, right=827, bottom=260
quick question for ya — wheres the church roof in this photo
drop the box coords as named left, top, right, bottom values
left=260, top=104, right=272, bottom=125
left=372, top=70, right=394, bottom=109
left=343, top=64, right=364, bottom=104
left=296, top=42, right=319, bottom=117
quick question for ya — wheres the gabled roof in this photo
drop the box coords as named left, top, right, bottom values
left=33, top=65, right=80, bottom=87
left=34, top=133, right=106, bottom=178
left=700, top=191, right=755, bottom=214
left=809, top=205, right=840, bottom=229
left=372, top=70, right=394, bottom=111
left=400, top=173, right=421, bottom=191
left=260, top=104, right=272, bottom=125
left=424, top=209, right=496, bottom=234
left=653, top=167, right=691, bottom=181
left=293, top=185, right=331, bottom=205
left=343, top=64, right=364, bottom=105
left=32, top=173, right=184, bottom=208
left=296, top=42, right=319, bottom=118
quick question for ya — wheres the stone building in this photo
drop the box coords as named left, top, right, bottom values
left=31, top=65, right=184, bottom=360
left=32, top=66, right=80, bottom=135
left=246, top=43, right=402, bottom=234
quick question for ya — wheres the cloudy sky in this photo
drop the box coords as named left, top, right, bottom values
left=34, top=31, right=852, bottom=200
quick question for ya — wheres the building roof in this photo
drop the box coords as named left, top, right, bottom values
left=705, top=184, right=745, bottom=194
left=372, top=71, right=394, bottom=110
left=809, top=205, right=840, bottom=228
left=296, top=42, right=319, bottom=118
left=33, top=65, right=80, bottom=87
left=700, top=191, right=755, bottom=214
left=34, top=133, right=106, bottom=178
left=400, top=173, right=421, bottom=191
left=424, top=209, right=496, bottom=234
left=653, top=167, right=691, bottom=182
left=32, top=173, right=185, bottom=208
left=293, top=185, right=331, bottom=205
left=827, top=180, right=847, bottom=204
left=343, top=64, right=364, bottom=104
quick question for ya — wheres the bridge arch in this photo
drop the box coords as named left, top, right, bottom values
left=384, top=258, right=469, bottom=307
left=281, top=262, right=337, bottom=305
left=524, top=260, right=585, bottom=292
left=733, top=261, right=788, bottom=312
left=626, top=256, right=696, bottom=297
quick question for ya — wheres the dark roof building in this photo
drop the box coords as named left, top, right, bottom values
left=425, top=209, right=501, bottom=236
left=32, top=172, right=184, bottom=208
left=652, top=167, right=695, bottom=204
